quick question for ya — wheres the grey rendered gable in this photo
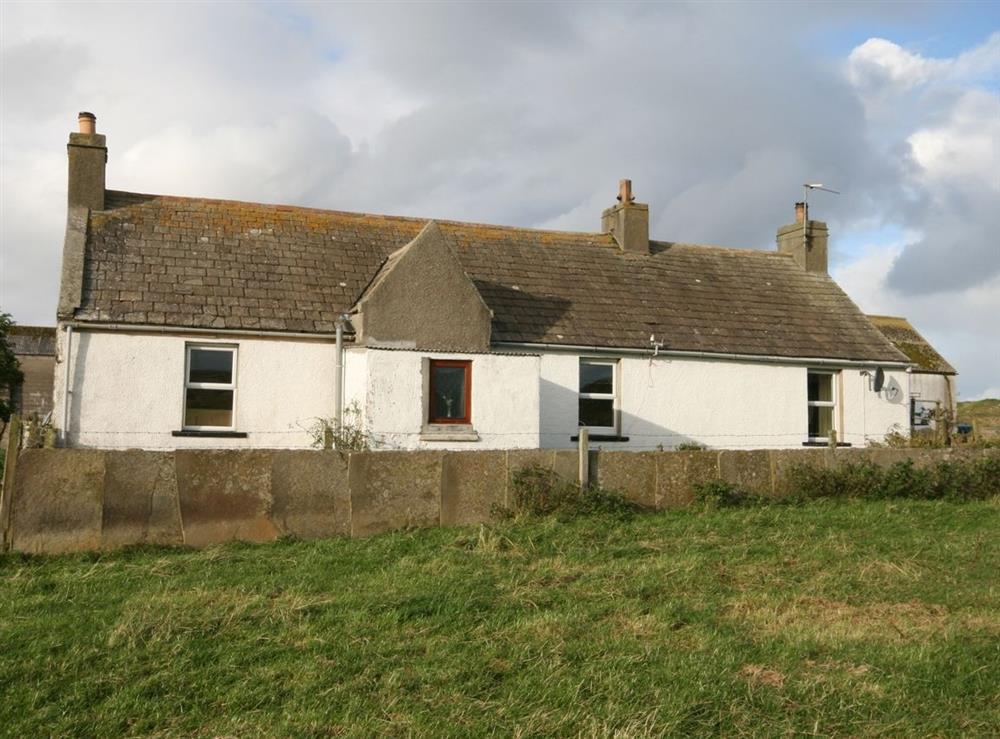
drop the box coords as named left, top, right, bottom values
left=352, top=221, right=493, bottom=352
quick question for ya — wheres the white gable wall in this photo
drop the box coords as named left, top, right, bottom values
left=908, top=372, right=956, bottom=430
left=910, top=373, right=955, bottom=411
left=840, top=367, right=913, bottom=443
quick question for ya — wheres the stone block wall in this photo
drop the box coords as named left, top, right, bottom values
left=1, top=446, right=996, bottom=554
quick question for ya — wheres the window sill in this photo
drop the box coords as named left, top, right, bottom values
left=802, top=441, right=852, bottom=447
left=172, top=430, right=248, bottom=438
left=571, top=434, right=630, bottom=442
left=420, top=425, right=479, bottom=442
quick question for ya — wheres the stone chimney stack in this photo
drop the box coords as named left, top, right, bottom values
left=601, top=179, right=649, bottom=255
left=67, top=111, right=106, bottom=211
left=777, top=202, right=828, bottom=273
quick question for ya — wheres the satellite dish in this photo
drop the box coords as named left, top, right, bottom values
left=873, top=367, right=885, bottom=392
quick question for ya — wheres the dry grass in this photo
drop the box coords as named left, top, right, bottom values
left=726, top=594, right=999, bottom=643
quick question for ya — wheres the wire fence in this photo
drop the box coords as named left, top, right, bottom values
left=50, top=425, right=889, bottom=451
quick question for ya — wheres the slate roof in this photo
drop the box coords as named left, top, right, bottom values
left=72, top=190, right=909, bottom=363
left=867, top=315, right=956, bottom=374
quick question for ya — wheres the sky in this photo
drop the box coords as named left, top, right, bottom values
left=1, top=1, right=998, bottom=399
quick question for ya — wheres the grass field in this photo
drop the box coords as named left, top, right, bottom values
left=958, top=398, right=1000, bottom=421
left=958, top=399, right=1000, bottom=440
left=2, top=499, right=998, bottom=737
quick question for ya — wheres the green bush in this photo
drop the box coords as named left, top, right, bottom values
left=786, top=459, right=882, bottom=500
left=785, top=456, right=1000, bottom=505
left=692, top=479, right=758, bottom=508
left=571, top=484, right=637, bottom=519
left=502, top=456, right=1000, bottom=516
left=932, top=456, right=1000, bottom=501
left=497, top=465, right=638, bottom=520
left=879, top=459, right=932, bottom=499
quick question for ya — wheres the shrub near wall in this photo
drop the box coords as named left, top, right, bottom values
left=3, top=447, right=999, bottom=554
left=695, top=456, right=1000, bottom=508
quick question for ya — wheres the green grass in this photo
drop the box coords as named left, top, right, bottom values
left=958, top=399, right=1000, bottom=439
left=958, top=398, right=1000, bottom=422
left=2, top=500, right=998, bottom=737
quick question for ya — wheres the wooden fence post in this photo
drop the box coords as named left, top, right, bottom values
left=0, top=415, right=23, bottom=552
left=578, top=429, right=589, bottom=489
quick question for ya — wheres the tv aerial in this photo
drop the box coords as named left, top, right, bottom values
left=802, top=183, right=839, bottom=250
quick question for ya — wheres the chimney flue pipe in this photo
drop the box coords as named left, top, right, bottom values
left=78, top=111, right=96, bottom=135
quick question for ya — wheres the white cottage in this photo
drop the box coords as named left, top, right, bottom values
left=867, top=315, right=957, bottom=432
left=53, top=113, right=912, bottom=451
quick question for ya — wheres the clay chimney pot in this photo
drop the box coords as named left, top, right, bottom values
left=78, top=112, right=96, bottom=135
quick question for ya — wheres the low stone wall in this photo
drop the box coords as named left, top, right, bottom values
left=1, top=446, right=996, bottom=554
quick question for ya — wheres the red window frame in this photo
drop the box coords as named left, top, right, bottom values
left=428, top=359, right=472, bottom=424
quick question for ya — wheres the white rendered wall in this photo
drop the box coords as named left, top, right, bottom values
left=910, top=373, right=955, bottom=411
left=538, top=352, right=911, bottom=450
left=362, top=349, right=540, bottom=449
left=53, top=328, right=338, bottom=449
left=342, top=347, right=369, bottom=428
left=52, top=328, right=912, bottom=452
left=840, top=367, right=911, bottom=443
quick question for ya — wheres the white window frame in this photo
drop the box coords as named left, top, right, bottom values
left=183, top=344, right=238, bottom=431
left=807, top=369, right=838, bottom=442
left=579, top=358, right=619, bottom=435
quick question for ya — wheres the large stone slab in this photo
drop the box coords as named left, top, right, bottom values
left=718, top=450, right=773, bottom=496
left=866, top=448, right=920, bottom=469
left=350, top=451, right=443, bottom=537
left=948, top=447, right=987, bottom=464
left=595, top=451, right=656, bottom=508
left=270, top=451, right=351, bottom=539
left=552, top=450, right=580, bottom=483
left=825, top=447, right=873, bottom=470
left=440, top=451, right=506, bottom=526
left=175, top=450, right=277, bottom=547
left=507, top=449, right=555, bottom=477
left=10, top=449, right=105, bottom=554
left=655, top=451, right=720, bottom=507
left=769, top=449, right=829, bottom=498
left=890, top=448, right=939, bottom=469
left=102, top=451, right=183, bottom=548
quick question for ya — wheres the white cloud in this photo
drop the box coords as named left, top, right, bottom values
left=908, top=90, right=1000, bottom=186
left=847, top=37, right=946, bottom=91
left=847, top=31, right=1000, bottom=100
left=835, top=245, right=1000, bottom=402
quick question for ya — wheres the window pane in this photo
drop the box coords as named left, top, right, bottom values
left=189, top=349, right=234, bottom=384
left=185, top=388, right=234, bottom=427
left=579, top=398, right=614, bottom=428
left=432, top=365, right=467, bottom=420
left=808, top=406, right=834, bottom=438
left=808, top=372, right=832, bottom=402
left=580, top=362, right=613, bottom=394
